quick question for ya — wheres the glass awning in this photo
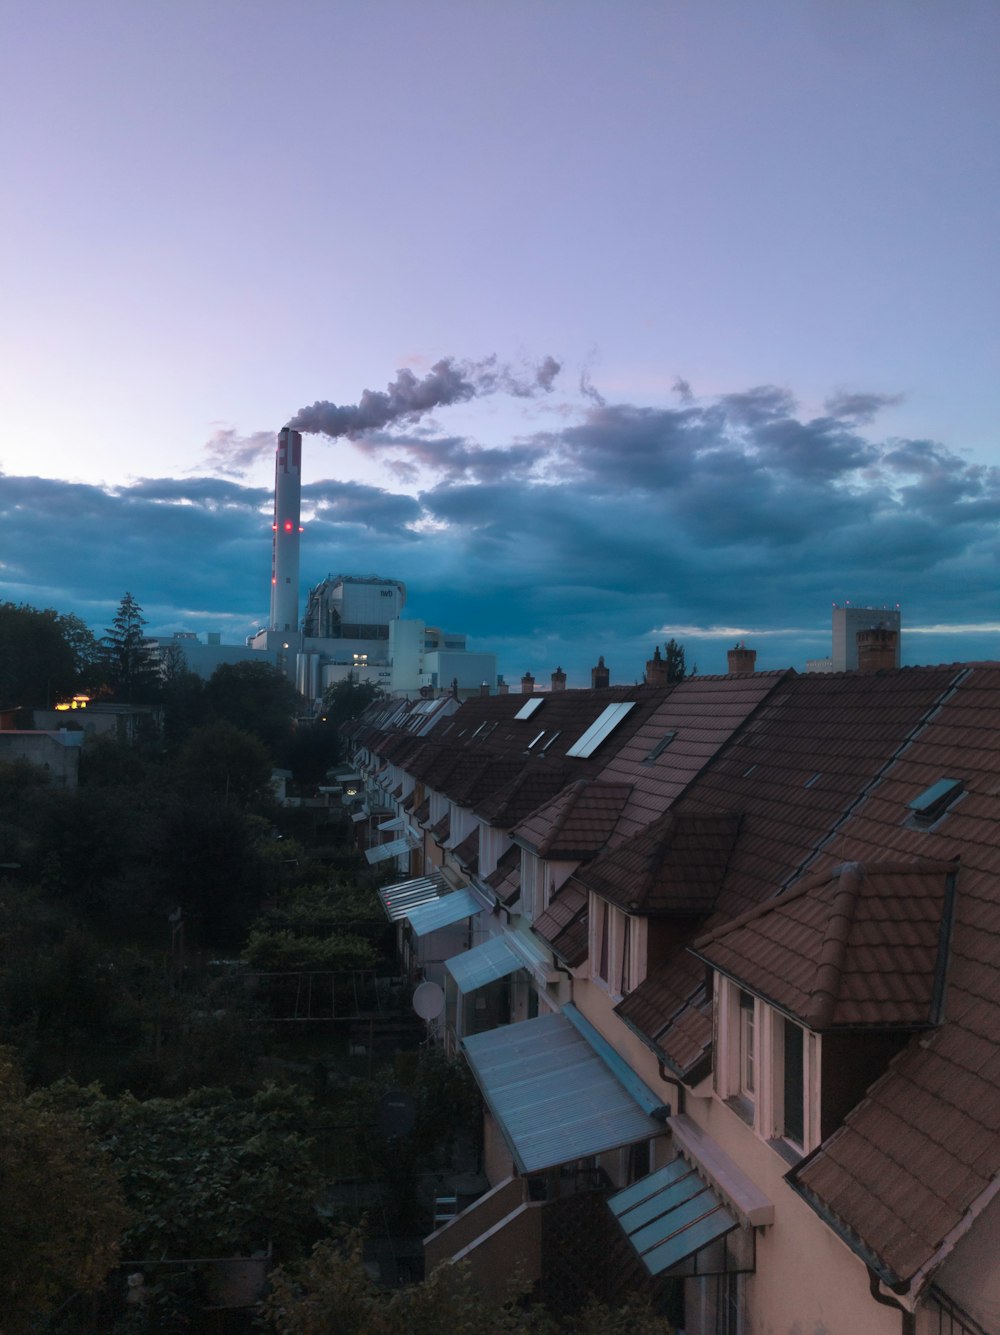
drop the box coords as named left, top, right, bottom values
left=365, top=836, right=412, bottom=864
left=406, top=888, right=484, bottom=937
left=462, top=1011, right=664, bottom=1174
left=378, top=871, right=449, bottom=922
left=608, top=1158, right=738, bottom=1276
left=446, top=936, right=523, bottom=993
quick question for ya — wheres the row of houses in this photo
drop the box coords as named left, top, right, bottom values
left=342, top=649, right=1000, bottom=1335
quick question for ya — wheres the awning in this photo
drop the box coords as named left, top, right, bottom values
left=407, top=887, right=484, bottom=937
left=377, top=816, right=406, bottom=832
left=608, top=1157, right=737, bottom=1276
left=378, top=871, right=448, bottom=922
left=462, top=1011, right=664, bottom=1174
left=365, top=836, right=412, bottom=865
left=446, top=936, right=523, bottom=993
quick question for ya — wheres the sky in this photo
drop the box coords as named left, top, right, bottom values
left=2, top=0, right=999, bottom=685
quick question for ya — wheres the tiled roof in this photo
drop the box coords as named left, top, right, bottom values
left=474, top=762, right=572, bottom=829
left=615, top=946, right=711, bottom=1079
left=412, top=796, right=431, bottom=824
left=485, top=844, right=521, bottom=906
left=784, top=664, right=1000, bottom=1291
left=693, top=858, right=958, bottom=1030
left=430, top=813, right=450, bottom=845
left=575, top=809, right=742, bottom=916
left=451, top=828, right=480, bottom=873
left=533, top=881, right=588, bottom=967
left=514, top=780, right=633, bottom=860
left=597, top=671, right=791, bottom=841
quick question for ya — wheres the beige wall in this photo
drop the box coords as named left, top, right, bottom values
left=483, top=1110, right=515, bottom=1187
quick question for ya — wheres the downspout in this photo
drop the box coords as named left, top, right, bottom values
left=657, top=1061, right=686, bottom=1116
left=867, top=1267, right=915, bottom=1335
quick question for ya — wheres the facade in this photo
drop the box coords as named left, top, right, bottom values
left=344, top=651, right=1000, bottom=1335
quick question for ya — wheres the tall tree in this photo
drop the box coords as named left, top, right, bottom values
left=0, top=602, right=78, bottom=707
left=205, top=660, right=300, bottom=754
left=103, top=592, right=159, bottom=702
left=663, top=638, right=687, bottom=684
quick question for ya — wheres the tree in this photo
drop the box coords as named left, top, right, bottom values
left=321, top=678, right=385, bottom=732
left=0, top=601, right=78, bottom=706
left=103, top=592, right=160, bottom=703
left=663, top=638, right=687, bottom=684
left=175, top=719, right=273, bottom=806
left=205, top=661, right=300, bottom=754
left=0, top=1051, right=128, bottom=1332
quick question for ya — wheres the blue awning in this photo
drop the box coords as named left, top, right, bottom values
left=608, top=1158, right=737, bottom=1275
left=446, top=936, right=523, bottom=993
left=378, top=871, right=448, bottom=922
left=407, top=887, right=484, bottom=937
left=462, top=1011, right=664, bottom=1174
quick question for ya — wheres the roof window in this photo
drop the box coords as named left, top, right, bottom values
left=907, top=777, right=964, bottom=827
left=644, top=731, right=677, bottom=764
left=540, top=731, right=562, bottom=753
left=514, top=697, right=544, bottom=721
left=526, top=730, right=546, bottom=750
left=804, top=772, right=822, bottom=789
left=566, top=701, right=637, bottom=759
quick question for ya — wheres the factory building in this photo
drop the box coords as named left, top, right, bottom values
left=244, top=428, right=496, bottom=703
left=806, top=601, right=902, bottom=673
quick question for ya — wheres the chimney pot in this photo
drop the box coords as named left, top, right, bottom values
left=551, top=666, right=567, bottom=692
left=480, top=682, right=490, bottom=697
left=591, top=656, right=610, bottom=689
left=645, top=645, right=668, bottom=687
left=520, top=672, right=536, bottom=695
left=727, top=644, right=757, bottom=674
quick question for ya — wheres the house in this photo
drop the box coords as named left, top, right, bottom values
left=347, top=658, right=999, bottom=1334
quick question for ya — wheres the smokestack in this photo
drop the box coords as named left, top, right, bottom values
left=551, top=666, right=567, bottom=692
left=856, top=624, right=898, bottom=673
left=520, top=672, right=536, bottom=695
left=645, top=645, right=668, bottom=687
left=591, top=656, right=610, bottom=689
left=269, top=427, right=302, bottom=633
left=727, top=643, right=757, bottom=674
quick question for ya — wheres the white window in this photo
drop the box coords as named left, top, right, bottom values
left=716, top=976, right=821, bottom=1155
left=590, top=899, right=644, bottom=998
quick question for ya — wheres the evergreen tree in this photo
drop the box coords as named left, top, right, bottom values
left=663, top=637, right=687, bottom=683
left=102, top=592, right=159, bottom=702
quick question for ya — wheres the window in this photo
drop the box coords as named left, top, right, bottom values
left=739, top=991, right=756, bottom=1103
left=782, top=1018, right=804, bottom=1146
left=591, top=901, right=645, bottom=996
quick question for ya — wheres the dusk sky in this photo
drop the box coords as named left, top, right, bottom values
left=3, top=2, right=999, bottom=685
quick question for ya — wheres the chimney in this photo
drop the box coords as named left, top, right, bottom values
left=269, top=427, right=303, bottom=633
left=450, top=677, right=460, bottom=699
left=727, top=642, right=757, bottom=674
left=591, top=656, right=610, bottom=689
left=645, top=645, right=668, bottom=687
left=856, top=625, right=898, bottom=673
left=498, top=676, right=509, bottom=695
left=551, top=666, right=567, bottom=692
left=480, top=682, right=490, bottom=697
left=520, top=672, right=536, bottom=695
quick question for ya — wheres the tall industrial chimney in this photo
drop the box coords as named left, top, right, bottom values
left=269, top=427, right=302, bottom=632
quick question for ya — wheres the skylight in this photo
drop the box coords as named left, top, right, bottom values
left=644, top=731, right=677, bottom=764
left=908, top=777, right=964, bottom=826
left=526, top=730, right=546, bottom=749
left=514, top=697, right=544, bottom=721
left=565, top=702, right=637, bottom=759
left=540, top=731, right=562, bottom=752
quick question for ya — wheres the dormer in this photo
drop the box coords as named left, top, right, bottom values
left=692, top=857, right=958, bottom=1157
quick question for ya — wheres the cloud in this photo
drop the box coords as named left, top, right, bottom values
left=6, top=375, right=1000, bottom=682
left=824, top=389, right=904, bottom=424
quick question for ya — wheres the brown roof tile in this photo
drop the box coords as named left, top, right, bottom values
left=514, top=780, right=633, bottom=859
left=451, top=828, right=480, bottom=873
left=533, top=881, right=588, bottom=966
left=485, top=844, right=521, bottom=906
left=693, top=858, right=958, bottom=1029
left=575, top=809, right=741, bottom=916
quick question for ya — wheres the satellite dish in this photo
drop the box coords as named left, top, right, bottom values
left=412, top=981, right=445, bottom=1020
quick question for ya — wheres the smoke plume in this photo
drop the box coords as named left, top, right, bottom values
left=288, top=355, right=561, bottom=438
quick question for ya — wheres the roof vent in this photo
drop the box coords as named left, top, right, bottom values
left=644, top=731, right=677, bottom=764
left=907, top=777, right=964, bottom=827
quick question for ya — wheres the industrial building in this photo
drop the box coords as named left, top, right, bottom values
left=807, top=601, right=902, bottom=673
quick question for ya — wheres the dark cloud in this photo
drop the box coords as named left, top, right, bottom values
left=6, top=377, right=1000, bottom=682
left=672, top=377, right=694, bottom=403
left=825, top=389, right=904, bottom=424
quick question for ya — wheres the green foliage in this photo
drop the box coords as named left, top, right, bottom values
left=0, top=1051, right=129, bottom=1332
left=103, top=593, right=161, bottom=703
left=663, top=637, right=687, bottom=683
left=0, top=601, right=100, bottom=707
left=243, top=927, right=377, bottom=972
left=174, top=719, right=274, bottom=806
left=320, top=678, right=385, bottom=732
left=205, top=661, right=301, bottom=753
left=36, top=1081, right=321, bottom=1261
left=260, top=1229, right=674, bottom=1335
